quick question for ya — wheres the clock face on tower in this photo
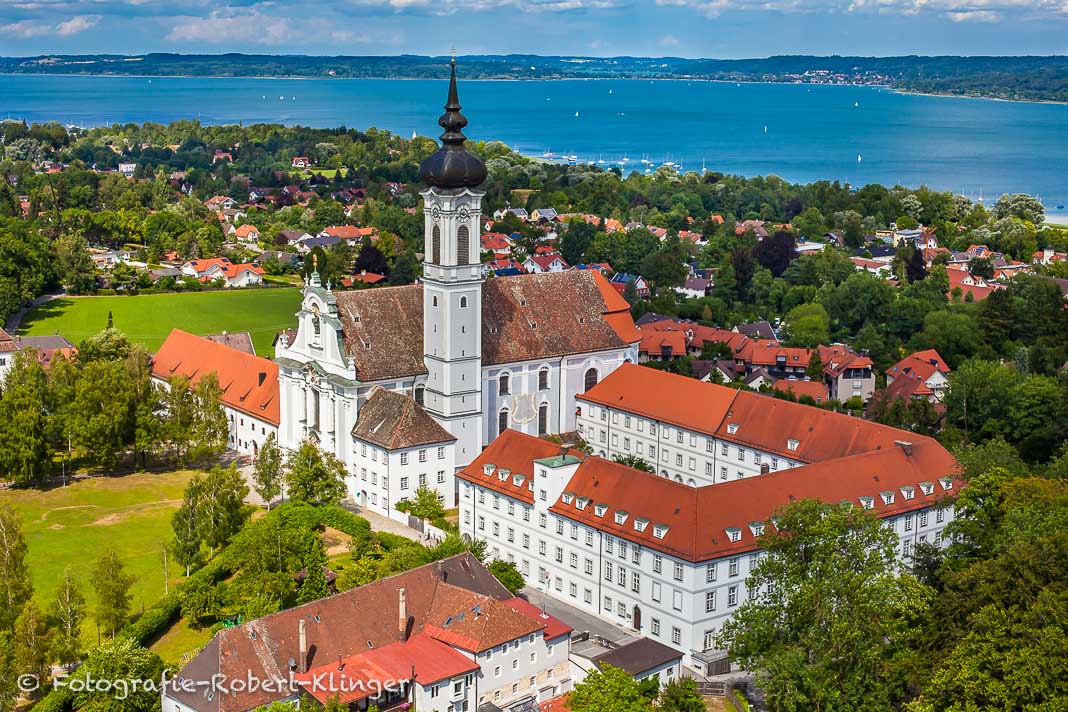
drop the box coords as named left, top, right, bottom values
left=431, top=206, right=440, bottom=222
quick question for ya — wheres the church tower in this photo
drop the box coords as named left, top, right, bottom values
left=418, top=58, right=487, bottom=465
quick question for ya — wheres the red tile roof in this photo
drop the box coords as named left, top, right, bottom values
left=772, top=378, right=829, bottom=403
left=472, top=430, right=958, bottom=564
left=151, top=329, right=279, bottom=425
left=504, top=597, right=573, bottom=641
left=580, top=363, right=926, bottom=463
left=456, top=431, right=574, bottom=504
left=638, top=328, right=688, bottom=358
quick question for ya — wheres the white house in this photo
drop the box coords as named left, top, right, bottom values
left=459, top=420, right=959, bottom=675
left=181, top=257, right=265, bottom=287
left=522, top=254, right=570, bottom=273
left=886, top=349, right=952, bottom=402
left=151, top=329, right=279, bottom=460
left=163, top=554, right=574, bottom=712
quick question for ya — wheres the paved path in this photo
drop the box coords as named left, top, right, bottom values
left=7, top=291, right=63, bottom=333
left=520, top=586, right=639, bottom=647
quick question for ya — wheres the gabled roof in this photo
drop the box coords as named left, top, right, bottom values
left=772, top=378, right=828, bottom=403
left=151, top=329, right=279, bottom=425
left=580, top=363, right=923, bottom=463
left=456, top=431, right=572, bottom=505
left=329, top=270, right=639, bottom=383
left=483, top=429, right=958, bottom=564
left=593, top=637, right=682, bottom=676
left=169, top=554, right=522, bottom=712
left=351, top=387, right=456, bottom=450
left=201, top=331, right=256, bottom=355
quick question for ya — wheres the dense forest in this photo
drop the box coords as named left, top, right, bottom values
left=1, top=53, right=1066, bottom=102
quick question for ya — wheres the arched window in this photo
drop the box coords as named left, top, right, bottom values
left=538, top=368, right=549, bottom=391
left=459, top=296, right=468, bottom=309
left=674, top=475, right=683, bottom=483
left=583, top=368, right=599, bottom=392
left=432, top=296, right=438, bottom=307
left=312, top=313, right=321, bottom=336
left=432, top=224, right=441, bottom=264
left=498, top=409, right=509, bottom=436
left=538, top=403, right=549, bottom=436
left=499, top=372, right=510, bottom=396
left=687, top=478, right=697, bottom=487
left=457, top=225, right=471, bottom=265
left=414, top=386, right=425, bottom=406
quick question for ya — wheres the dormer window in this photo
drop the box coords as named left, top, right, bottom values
left=880, top=491, right=895, bottom=505
left=725, top=527, right=742, bottom=543
left=562, top=493, right=574, bottom=505
left=787, top=439, right=800, bottom=451
left=859, top=495, right=875, bottom=510
left=614, top=511, right=629, bottom=525
left=594, top=504, right=607, bottom=517
left=939, top=477, right=954, bottom=491
left=919, top=481, right=935, bottom=496
left=653, top=524, right=668, bottom=539
left=900, top=486, right=915, bottom=501
left=498, top=468, right=510, bottom=482
left=634, top=518, right=649, bottom=533
left=512, top=474, right=526, bottom=487
left=726, top=423, right=739, bottom=435
left=576, top=496, right=590, bottom=510
left=748, top=521, right=764, bottom=537
left=482, top=464, right=496, bottom=476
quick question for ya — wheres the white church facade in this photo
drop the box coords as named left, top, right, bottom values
left=272, top=61, right=640, bottom=517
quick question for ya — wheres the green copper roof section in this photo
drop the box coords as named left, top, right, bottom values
left=535, top=454, right=583, bottom=468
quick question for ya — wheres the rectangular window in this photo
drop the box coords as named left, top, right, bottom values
left=936, top=509, right=945, bottom=523
left=492, top=522, right=499, bottom=536
left=652, top=581, right=661, bottom=602
left=438, top=446, right=445, bottom=459
left=584, top=589, right=592, bottom=604
left=522, top=534, right=530, bottom=549
left=586, top=530, right=594, bottom=547
left=605, top=561, right=613, bottom=581
left=720, top=466, right=728, bottom=480
left=418, top=473, right=426, bottom=487
left=672, top=627, right=681, bottom=645
left=706, top=590, right=717, bottom=612
left=651, top=618, right=661, bottom=636
left=920, top=511, right=928, bottom=527
left=618, top=567, right=626, bottom=587
left=401, top=452, right=409, bottom=465
left=570, top=552, right=578, bottom=568
left=653, top=554, right=662, bottom=574
left=619, top=541, right=628, bottom=559
left=570, top=523, right=579, bottom=540
left=556, top=519, right=564, bottom=535
left=585, top=559, right=594, bottom=575
left=631, top=571, right=641, bottom=593
left=673, top=562, right=683, bottom=581
left=706, top=564, right=717, bottom=582
left=418, top=449, right=427, bottom=463
left=905, top=514, right=914, bottom=532
left=729, top=558, right=739, bottom=577
left=672, top=589, right=683, bottom=611
left=728, top=585, right=738, bottom=607
left=438, top=470, right=446, bottom=483
left=400, top=476, right=409, bottom=490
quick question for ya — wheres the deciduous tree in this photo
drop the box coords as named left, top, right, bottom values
left=91, top=549, right=136, bottom=637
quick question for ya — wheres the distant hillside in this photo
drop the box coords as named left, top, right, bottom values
left=2, top=53, right=1066, bottom=103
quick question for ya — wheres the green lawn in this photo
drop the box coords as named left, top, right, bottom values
left=0, top=471, right=194, bottom=644
left=150, top=615, right=214, bottom=665
left=21, top=288, right=302, bottom=356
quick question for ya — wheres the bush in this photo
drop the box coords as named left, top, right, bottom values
left=29, top=687, right=74, bottom=712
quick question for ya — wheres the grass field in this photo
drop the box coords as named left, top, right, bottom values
left=0, top=472, right=194, bottom=644
left=21, top=288, right=302, bottom=355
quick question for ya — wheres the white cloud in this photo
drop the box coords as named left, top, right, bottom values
left=165, top=6, right=404, bottom=45
left=346, top=0, right=619, bottom=13
left=0, top=13, right=99, bottom=36
left=655, top=0, right=1065, bottom=19
left=56, top=14, right=101, bottom=34
left=660, top=33, right=680, bottom=45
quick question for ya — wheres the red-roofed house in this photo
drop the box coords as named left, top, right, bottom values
left=233, top=224, right=260, bottom=243
left=181, top=257, right=265, bottom=287
left=886, top=349, right=951, bottom=402
left=523, top=254, right=570, bottom=274
left=460, top=417, right=960, bottom=674
left=947, top=267, right=999, bottom=301
left=340, top=270, right=387, bottom=287
left=818, top=344, right=876, bottom=402
left=772, top=378, right=829, bottom=404
left=1033, top=247, right=1067, bottom=265
left=151, top=329, right=278, bottom=458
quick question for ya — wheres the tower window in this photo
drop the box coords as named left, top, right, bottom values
left=432, top=296, right=438, bottom=307
left=432, top=224, right=441, bottom=264
left=499, top=373, right=510, bottom=396
left=584, top=368, right=599, bottom=392
left=459, top=296, right=468, bottom=309
left=457, top=225, right=471, bottom=265
left=538, top=368, right=549, bottom=391
left=538, top=403, right=549, bottom=436
left=498, top=409, right=509, bottom=435
left=414, top=386, right=425, bottom=406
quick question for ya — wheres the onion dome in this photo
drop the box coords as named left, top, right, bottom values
left=419, top=59, right=487, bottom=190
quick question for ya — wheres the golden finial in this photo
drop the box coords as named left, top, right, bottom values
left=312, top=254, right=318, bottom=271
left=450, top=47, right=456, bottom=66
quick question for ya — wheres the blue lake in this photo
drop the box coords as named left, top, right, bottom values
left=2, top=74, right=1067, bottom=220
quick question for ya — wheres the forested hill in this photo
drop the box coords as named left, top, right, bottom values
left=2, top=53, right=1067, bottom=102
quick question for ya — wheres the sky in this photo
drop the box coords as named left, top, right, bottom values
left=0, top=0, right=1065, bottom=58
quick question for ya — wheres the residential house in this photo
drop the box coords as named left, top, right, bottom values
left=1033, top=247, right=1068, bottom=265
left=732, top=321, right=776, bottom=341
left=202, top=331, right=256, bottom=355
left=609, top=273, right=650, bottom=298
left=291, top=156, right=311, bottom=168
left=494, top=207, right=529, bottom=221
left=886, top=349, right=951, bottom=402
left=523, top=254, right=570, bottom=274
left=151, top=329, right=278, bottom=459
left=947, top=267, right=999, bottom=301
left=163, top=554, right=574, bottom=712
left=117, top=162, right=136, bottom=177
left=233, top=224, right=261, bottom=243
left=340, top=271, right=387, bottom=288
left=638, top=327, right=690, bottom=363
left=772, top=378, right=829, bottom=404
left=674, top=277, right=713, bottom=299
left=213, top=150, right=233, bottom=163
left=483, top=257, right=525, bottom=277
left=818, top=344, right=876, bottom=402
left=278, top=229, right=313, bottom=246
left=205, top=195, right=237, bottom=211
left=531, top=207, right=558, bottom=223
left=850, top=256, right=893, bottom=277
left=181, top=257, right=265, bottom=287
left=590, top=638, right=684, bottom=686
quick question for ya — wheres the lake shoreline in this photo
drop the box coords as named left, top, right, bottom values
left=2, top=72, right=1066, bottom=106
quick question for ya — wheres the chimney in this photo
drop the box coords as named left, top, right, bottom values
left=895, top=440, right=914, bottom=457
left=398, top=588, right=407, bottom=642
left=298, top=618, right=307, bottom=673
left=258, top=371, right=266, bottom=386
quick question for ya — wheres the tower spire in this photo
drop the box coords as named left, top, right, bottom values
left=418, top=53, right=487, bottom=189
